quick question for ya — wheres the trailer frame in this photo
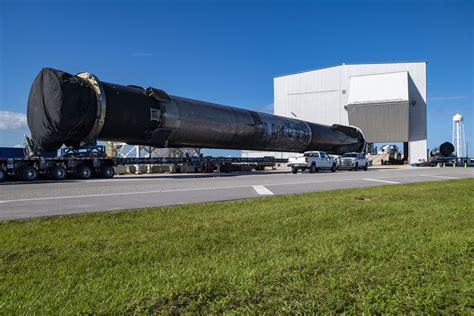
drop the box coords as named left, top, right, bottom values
left=0, top=153, right=288, bottom=182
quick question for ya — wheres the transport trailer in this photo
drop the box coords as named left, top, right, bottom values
left=427, top=142, right=457, bottom=166
left=416, top=141, right=472, bottom=167
left=0, top=154, right=115, bottom=182
left=0, top=142, right=115, bottom=182
left=118, top=156, right=287, bottom=174
left=0, top=145, right=287, bottom=182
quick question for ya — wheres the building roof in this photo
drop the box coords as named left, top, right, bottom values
left=274, top=60, right=427, bottom=78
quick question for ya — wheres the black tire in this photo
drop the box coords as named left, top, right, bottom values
left=50, top=166, right=67, bottom=180
left=0, top=168, right=5, bottom=182
left=21, top=166, right=39, bottom=181
left=292, top=167, right=298, bottom=174
left=76, top=165, right=93, bottom=179
left=353, top=163, right=358, bottom=171
left=364, top=163, right=369, bottom=171
left=331, top=163, right=337, bottom=172
left=310, top=164, right=316, bottom=173
left=100, top=165, right=115, bottom=178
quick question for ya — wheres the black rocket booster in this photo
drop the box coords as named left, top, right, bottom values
left=430, top=142, right=455, bottom=158
left=27, top=68, right=366, bottom=154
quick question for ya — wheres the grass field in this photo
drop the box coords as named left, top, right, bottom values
left=0, top=179, right=473, bottom=313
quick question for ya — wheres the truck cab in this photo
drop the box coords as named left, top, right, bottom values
left=338, top=152, right=369, bottom=171
left=288, top=151, right=337, bottom=174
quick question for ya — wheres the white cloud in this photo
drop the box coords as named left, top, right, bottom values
left=0, top=111, right=28, bottom=130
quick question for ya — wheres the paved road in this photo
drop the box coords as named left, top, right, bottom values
left=0, top=167, right=472, bottom=221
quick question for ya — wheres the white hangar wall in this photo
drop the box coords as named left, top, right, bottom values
left=272, top=62, right=427, bottom=163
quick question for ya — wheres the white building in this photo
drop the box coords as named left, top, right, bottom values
left=243, top=61, right=427, bottom=164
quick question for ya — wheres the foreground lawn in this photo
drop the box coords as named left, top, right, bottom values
left=0, top=179, right=473, bottom=313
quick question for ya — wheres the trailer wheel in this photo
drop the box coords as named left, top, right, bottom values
left=100, top=165, right=115, bottom=178
left=21, top=166, right=39, bottom=181
left=76, top=165, right=93, bottom=179
left=50, top=166, right=67, bottom=180
left=0, top=169, right=5, bottom=182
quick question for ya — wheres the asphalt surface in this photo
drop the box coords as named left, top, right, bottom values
left=0, top=167, right=472, bottom=221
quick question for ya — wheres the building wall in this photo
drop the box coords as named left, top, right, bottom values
left=273, top=62, right=427, bottom=163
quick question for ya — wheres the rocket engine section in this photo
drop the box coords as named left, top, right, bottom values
left=27, top=68, right=366, bottom=154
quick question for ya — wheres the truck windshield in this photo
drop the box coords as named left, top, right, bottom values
left=342, top=153, right=358, bottom=158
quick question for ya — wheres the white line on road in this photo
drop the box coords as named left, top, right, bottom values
left=419, top=175, right=458, bottom=179
left=252, top=185, right=274, bottom=195
left=363, top=178, right=400, bottom=184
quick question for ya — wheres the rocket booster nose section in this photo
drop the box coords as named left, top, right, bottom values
left=27, top=68, right=97, bottom=151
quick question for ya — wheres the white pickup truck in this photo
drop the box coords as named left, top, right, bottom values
left=288, top=151, right=337, bottom=174
left=337, top=152, right=369, bottom=171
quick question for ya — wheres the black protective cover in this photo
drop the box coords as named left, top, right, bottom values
left=27, top=68, right=97, bottom=150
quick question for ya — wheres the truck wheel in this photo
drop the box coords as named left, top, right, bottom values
left=331, top=163, right=337, bottom=172
left=100, top=165, right=115, bottom=178
left=50, top=166, right=67, bottom=180
left=364, top=163, right=369, bottom=171
left=310, top=164, right=316, bottom=173
left=21, top=166, right=39, bottom=181
left=76, top=165, right=93, bottom=179
left=291, top=167, right=298, bottom=174
left=353, top=163, right=358, bottom=171
left=0, top=169, right=5, bottom=182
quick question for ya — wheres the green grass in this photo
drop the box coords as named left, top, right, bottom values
left=0, top=179, right=473, bottom=314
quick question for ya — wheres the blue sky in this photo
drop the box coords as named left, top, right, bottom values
left=0, top=0, right=472, bottom=156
